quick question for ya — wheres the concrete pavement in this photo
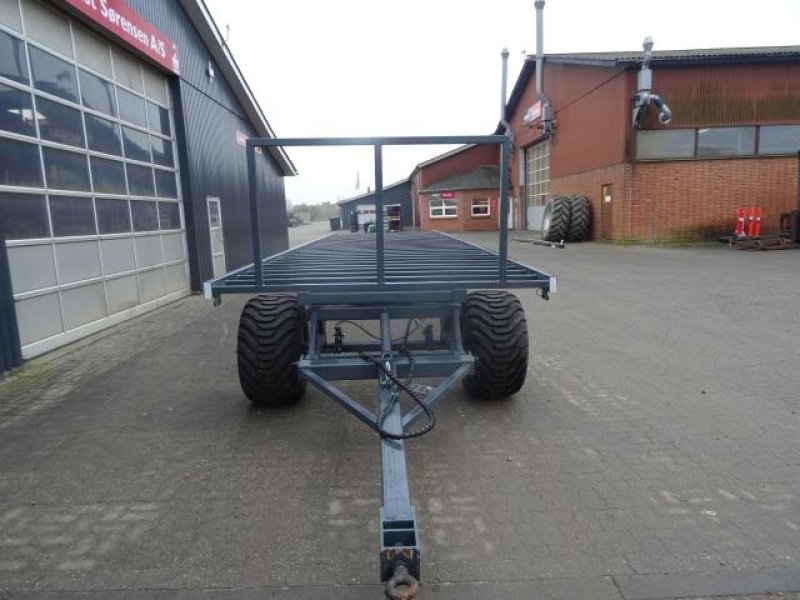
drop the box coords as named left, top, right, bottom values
left=0, top=223, right=798, bottom=599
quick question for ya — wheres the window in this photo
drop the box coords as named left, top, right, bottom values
left=525, top=141, right=550, bottom=208
left=131, top=200, right=158, bottom=231
left=0, top=29, right=29, bottom=84
left=147, top=101, right=170, bottom=136
left=0, top=193, right=49, bottom=239
left=154, top=168, right=177, bottom=198
left=91, top=156, right=127, bottom=194
left=43, top=147, right=89, bottom=191
left=74, top=27, right=112, bottom=77
left=79, top=70, right=116, bottom=116
left=122, top=126, right=150, bottom=162
left=636, top=129, right=695, bottom=160
left=430, top=198, right=457, bottom=218
left=150, top=137, right=174, bottom=167
left=29, top=46, right=78, bottom=103
left=117, top=87, right=146, bottom=127
left=0, top=83, right=36, bottom=136
left=22, top=0, right=73, bottom=58
left=158, top=202, right=181, bottom=230
left=697, top=127, right=755, bottom=157
left=0, top=137, right=43, bottom=187
left=49, top=195, right=96, bottom=237
left=85, top=114, right=121, bottom=155
left=36, top=96, right=85, bottom=148
left=471, top=198, right=490, bottom=217
left=96, top=198, right=131, bottom=234
left=126, top=163, right=154, bottom=196
left=759, top=125, right=800, bottom=156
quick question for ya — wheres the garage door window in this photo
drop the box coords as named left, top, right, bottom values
left=0, top=0, right=188, bottom=357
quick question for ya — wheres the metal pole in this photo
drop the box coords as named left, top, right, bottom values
left=247, top=142, right=263, bottom=287
left=374, top=144, right=385, bottom=285
left=499, top=136, right=510, bottom=284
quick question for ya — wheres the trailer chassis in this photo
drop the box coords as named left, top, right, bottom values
left=206, top=136, right=554, bottom=599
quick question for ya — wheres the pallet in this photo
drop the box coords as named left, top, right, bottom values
left=731, top=236, right=797, bottom=251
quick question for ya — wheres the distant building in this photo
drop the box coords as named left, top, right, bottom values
left=410, top=144, right=513, bottom=232
left=337, top=180, right=413, bottom=232
left=503, top=46, right=800, bottom=240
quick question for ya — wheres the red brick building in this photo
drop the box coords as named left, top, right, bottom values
left=504, top=46, right=800, bottom=241
left=410, top=144, right=512, bottom=232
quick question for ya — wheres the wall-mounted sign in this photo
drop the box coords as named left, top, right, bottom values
left=441, top=191, right=455, bottom=199
left=236, top=130, right=262, bottom=154
left=522, top=101, right=542, bottom=127
left=63, top=0, right=180, bottom=74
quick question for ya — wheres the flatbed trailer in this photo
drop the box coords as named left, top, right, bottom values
left=205, top=135, right=555, bottom=599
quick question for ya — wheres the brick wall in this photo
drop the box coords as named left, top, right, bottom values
left=631, top=157, right=799, bottom=240
left=419, top=190, right=500, bottom=232
left=550, top=164, right=628, bottom=240
left=550, top=157, right=799, bottom=241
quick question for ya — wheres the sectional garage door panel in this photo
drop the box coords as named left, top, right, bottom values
left=7, top=246, right=57, bottom=294
left=0, top=0, right=189, bottom=358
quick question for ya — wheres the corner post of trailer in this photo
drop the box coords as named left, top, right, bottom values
left=374, top=144, right=385, bottom=285
left=498, top=134, right=511, bottom=284
left=247, top=140, right=264, bottom=287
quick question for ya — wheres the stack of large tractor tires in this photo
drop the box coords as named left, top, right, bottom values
left=541, top=195, right=591, bottom=242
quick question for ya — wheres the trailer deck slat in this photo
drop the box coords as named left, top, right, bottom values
left=207, top=230, right=553, bottom=297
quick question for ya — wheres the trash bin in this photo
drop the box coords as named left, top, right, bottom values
left=329, top=217, right=341, bottom=231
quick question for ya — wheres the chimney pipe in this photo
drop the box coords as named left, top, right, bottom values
left=499, top=47, right=511, bottom=134
left=534, top=0, right=555, bottom=136
left=632, top=36, right=672, bottom=127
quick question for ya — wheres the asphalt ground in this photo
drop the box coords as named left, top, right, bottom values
left=0, top=220, right=798, bottom=599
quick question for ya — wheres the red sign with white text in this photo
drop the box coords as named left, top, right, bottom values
left=441, top=191, right=455, bottom=199
left=63, top=0, right=180, bottom=74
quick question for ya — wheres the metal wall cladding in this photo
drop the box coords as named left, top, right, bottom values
left=645, top=63, right=800, bottom=128
left=546, top=64, right=630, bottom=177
left=128, top=0, right=289, bottom=287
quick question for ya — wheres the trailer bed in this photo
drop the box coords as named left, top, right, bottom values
left=206, top=230, right=554, bottom=298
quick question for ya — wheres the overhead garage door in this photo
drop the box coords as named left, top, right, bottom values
left=0, top=0, right=189, bottom=358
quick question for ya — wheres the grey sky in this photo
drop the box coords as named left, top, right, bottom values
left=203, top=0, right=800, bottom=205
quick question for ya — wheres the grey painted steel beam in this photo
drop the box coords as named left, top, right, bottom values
left=247, top=135, right=506, bottom=147
left=298, top=367, right=379, bottom=431
left=297, top=354, right=473, bottom=381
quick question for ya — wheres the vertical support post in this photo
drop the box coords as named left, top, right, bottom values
left=374, top=144, right=385, bottom=285
left=498, top=135, right=511, bottom=285
left=378, top=310, right=420, bottom=582
left=247, top=141, right=263, bottom=288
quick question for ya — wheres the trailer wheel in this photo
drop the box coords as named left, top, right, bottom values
left=461, top=291, right=529, bottom=399
left=541, top=196, right=571, bottom=242
left=237, top=294, right=307, bottom=406
left=567, top=195, right=591, bottom=242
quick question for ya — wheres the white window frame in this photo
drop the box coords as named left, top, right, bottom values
left=471, top=197, right=490, bottom=217
left=429, top=197, right=457, bottom=219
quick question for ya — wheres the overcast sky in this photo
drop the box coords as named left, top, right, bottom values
left=203, top=0, right=800, bottom=205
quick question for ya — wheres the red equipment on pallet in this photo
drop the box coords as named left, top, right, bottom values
left=735, top=207, right=746, bottom=237
left=736, top=206, right=762, bottom=239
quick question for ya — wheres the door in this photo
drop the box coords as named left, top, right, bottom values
left=601, top=184, right=613, bottom=240
left=207, top=197, right=226, bottom=277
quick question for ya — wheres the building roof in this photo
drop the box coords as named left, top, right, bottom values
left=421, top=166, right=500, bottom=193
left=545, top=46, right=800, bottom=66
left=414, top=144, right=477, bottom=170
left=180, top=1, right=297, bottom=176
left=336, top=179, right=409, bottom=206
left=500, top=45, right=800, bottom=132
